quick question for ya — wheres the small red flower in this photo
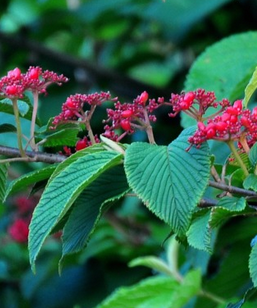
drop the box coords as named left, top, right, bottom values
left=75, top=138, right=88, bottom=151
left=184, top=92, right=195, bottom=104
left=121, top=110, right=134, bottom=118
left=5, top=85, right=19, bottom=96
left=120, top=119, right=131, bottom=131
left=27, top=67, right=41, bottom=80
left=7, top=68, right=21, bottom=80
left=138, top=91, right=149, bottom=105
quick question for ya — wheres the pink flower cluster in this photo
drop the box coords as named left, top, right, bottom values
left=52, top=92, right=113, bottom=128
left=103, top=91, right=164, bottom=140
left=0, top=66, right=68, bottom=99
left=169, top=89, right=257, bottom=149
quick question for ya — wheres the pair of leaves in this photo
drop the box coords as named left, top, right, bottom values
left=27, top=127, right=211, bottom=270
left=187, top=197, right=247, bottom=253
left=28, top=147, right=126, bottom=271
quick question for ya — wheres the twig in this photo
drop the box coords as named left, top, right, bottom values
left=209, top=180, right=257, bottom=198
left=198, top=198, right=218, bottom=208
left=0, top=145, right=65, bottom=164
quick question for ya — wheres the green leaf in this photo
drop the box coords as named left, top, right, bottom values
left=0, top=163, right=8, bottom=203
left=0, top=124, right=16, bottom=133
left=243, top=66, right=257, bottom=108
left=4, top=164, right=58, bottom=201
left=216, top=196, right=246, bottom=211
left=170, top=269, right=201, bottom=308
left=209, top=197, right=247, bottom=229
left=249, top=242, right=257, bottom=287
left=243, top=174, right=257, bottom=192
left=48, top=143, right=105, bottom=182
left=185, top=32, right=257, bottom=101
left=186, top=210, right=212, bottom=253
left=61, top=164, right=130, bottom=258
left=227, top=295, right=257, bottom=308
left=29, top=150, right=123, bottom=271
left=95, top=276, right=178, bottom=308
left=129, top=256, right=173, bottom=277
left=249, top=143, right=257, bottom=168
left=0, top=97, right=41, bottom=125
left=124, top=127, right=210, bottom=236
left=36, top=128, right=79, bottom=147
left=182, top=32, right=257, bottom=128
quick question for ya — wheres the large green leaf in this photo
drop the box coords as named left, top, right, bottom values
left=29, top=150, right=123, bottom=271
left=171, top=269, right=201, bottom=308
left=47, top=143, right=105, bottom=183
left=183, top=32, right=257, bottom=128
left=185, top=32, right=257, bottom=101
left=4, top=164, right=57, bottom=201
left=124, top=127, right=210, bottom=235
left=61, top=164, right=130, bottom=258
left=95, top=276, right=178, bottom=308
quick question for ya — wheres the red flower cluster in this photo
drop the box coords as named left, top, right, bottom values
left=0, top=66, right=68, bottom=99
left=52, top=92, right=113, bottom=128
left=168, top=89, right=229, bottom=119
left=103, top=91, right=164, bottom=140
left=184, top=96, right=257, bottom=148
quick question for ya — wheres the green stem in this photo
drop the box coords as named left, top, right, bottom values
left=143, top=109, right=156, bottom=144
left=30, top=90, right=38, bottom=151
left=85, top=105, right=97, bottom=144
left=199, top=289, right=225, bottom=305
left=12, top=99, right=26, bottom=157
left=227, top=140, right=249, bottom=177
left=166, top=238, right=225, bottom=305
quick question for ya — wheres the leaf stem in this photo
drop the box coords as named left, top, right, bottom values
left=199, top=289, right=225, bottom=305
left=12, top=98, right=26, bottom=157
left=227, top=140, right=249, bottom=177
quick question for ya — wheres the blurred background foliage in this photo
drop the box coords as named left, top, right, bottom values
left=1, top=0, right=257, bottom=307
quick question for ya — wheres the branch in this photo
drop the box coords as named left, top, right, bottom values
left=0, top=145, right=65, bottom=164
left=198, top=198, right=218, bottom=208
left=209, top=180, right=257, bottom=198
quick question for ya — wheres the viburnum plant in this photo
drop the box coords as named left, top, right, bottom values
left=2, top=32, right=257, bottom=307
